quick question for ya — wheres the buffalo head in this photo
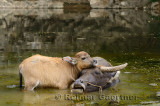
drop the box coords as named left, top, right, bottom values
left=65, top=57, right=128, bottom=93
left=62, top=51, right=97, bottom=70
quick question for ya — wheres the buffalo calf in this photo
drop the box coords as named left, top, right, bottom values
left=19, top=51, right=97, bottom=91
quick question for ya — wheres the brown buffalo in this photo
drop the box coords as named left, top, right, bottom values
left=19, top=51, right=97, bottom=91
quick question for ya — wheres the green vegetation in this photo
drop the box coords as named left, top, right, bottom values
left=150, top=0, right=159, bottom=2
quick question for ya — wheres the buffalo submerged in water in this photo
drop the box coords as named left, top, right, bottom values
left=63, top=57, right=128, bottom=93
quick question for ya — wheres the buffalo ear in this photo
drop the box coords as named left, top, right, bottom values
left=62, top=56, right=77, bottom=65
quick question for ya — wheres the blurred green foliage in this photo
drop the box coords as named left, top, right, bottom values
left=150, top=0, right=159, bottom=2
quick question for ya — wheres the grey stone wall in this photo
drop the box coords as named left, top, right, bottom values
left=0, top=0, right=160, bottom=9
left=0, top=9, right=159, bottom=53
left=0, top=0, right=65, bottom=8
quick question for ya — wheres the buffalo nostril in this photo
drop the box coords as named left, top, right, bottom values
left=76, top=79, right=83, bottom=83
left=80, top=80, right=83, bottom=83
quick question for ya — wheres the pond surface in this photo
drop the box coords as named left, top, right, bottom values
left=0, top=9, right=160, bottom=105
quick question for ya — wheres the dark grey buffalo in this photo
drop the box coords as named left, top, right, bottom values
left=69, top=57, right=127, bottom=93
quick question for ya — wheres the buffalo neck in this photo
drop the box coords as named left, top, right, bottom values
left=69, top=65, right=81, bottom=81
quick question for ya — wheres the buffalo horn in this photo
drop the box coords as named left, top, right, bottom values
left=99, top=63, right=128, bottom=72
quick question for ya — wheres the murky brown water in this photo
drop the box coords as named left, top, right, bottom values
left=0, top=9, right=160, bottom=105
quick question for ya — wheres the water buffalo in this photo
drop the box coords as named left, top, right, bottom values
left=19, top=51, right=97, bottom=91
left=69, top=57, right=128, bottom=93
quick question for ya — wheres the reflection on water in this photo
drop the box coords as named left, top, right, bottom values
left=0, top=9, right=160, bottom=105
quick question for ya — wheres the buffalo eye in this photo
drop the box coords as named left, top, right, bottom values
left=95, top=71, right=100, bottom=75
left=81, top=57, right=86, bottom=60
